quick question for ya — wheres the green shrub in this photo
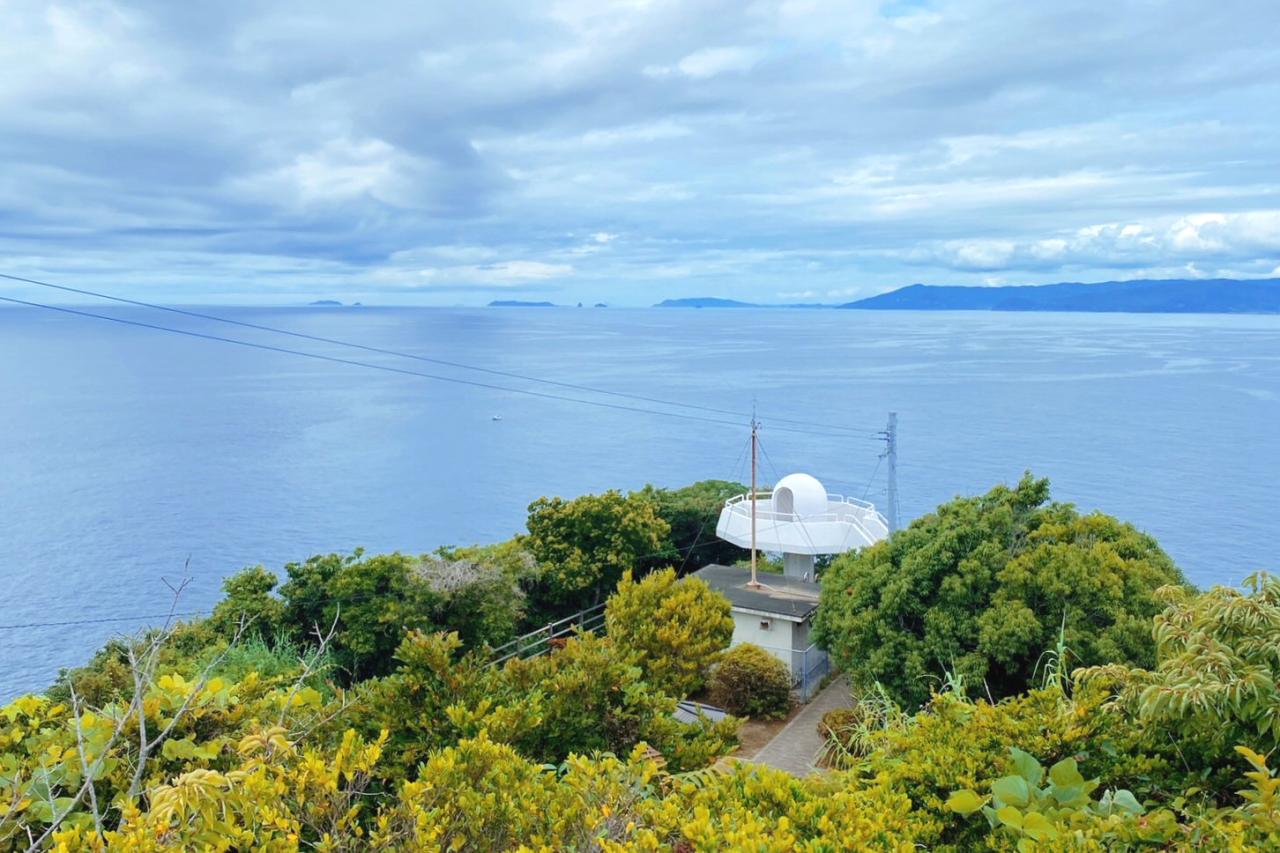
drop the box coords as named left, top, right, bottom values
left=1077, top=571, right=1280, bottom=788
left=278, top=550, right=442, bottom=682
left=208, top=565, right=285, bottom=639
left=708, top=643, right=793, bottom=718
left=818, top=706, right=861, bottom=741
left=814, top=473, right=1187, bottom=710
left=523, top=490, right=670, bottom=617
left=632, top=479, right=748, bottom=571
left=605, top=567, right=734, bottom=696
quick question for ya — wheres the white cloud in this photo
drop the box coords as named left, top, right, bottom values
left=1, top=0, right=1279, bottom=303
left=910, top=210, right=1280, bottom=274
left=646, top=46, right=761, bottom=79
left=233, top=137, right=436, bottom=208
left=394, top=260, right=574, bottom=287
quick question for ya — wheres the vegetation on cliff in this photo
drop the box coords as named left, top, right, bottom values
left=3, top=476, right=1276, bottom=850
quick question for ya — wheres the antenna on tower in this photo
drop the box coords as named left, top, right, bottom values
left=748, top=404, right=761, bottom=589
left=878, top=412, right=900, bottom=533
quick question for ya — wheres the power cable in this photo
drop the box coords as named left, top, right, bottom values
left=3, top=294, right=869, bottom=436
left=0, top=273, right=883, bottom=439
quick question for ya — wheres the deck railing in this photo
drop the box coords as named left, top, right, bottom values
left=487, top=602, right=607, bottom=667
left=722, top=490, right=883, bottom=522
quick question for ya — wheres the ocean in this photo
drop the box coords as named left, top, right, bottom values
left=1, top=304, right=1277, bottom=698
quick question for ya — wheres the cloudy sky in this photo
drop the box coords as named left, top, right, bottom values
left=3, top=0, right=1279, bottom=305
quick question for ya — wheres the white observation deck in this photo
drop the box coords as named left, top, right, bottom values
left=715, top=472, right=889, bottom=556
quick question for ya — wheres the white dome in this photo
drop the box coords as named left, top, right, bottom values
left=772, top=473, right=828, bottom=518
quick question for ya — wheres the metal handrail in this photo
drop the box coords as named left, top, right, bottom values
left=488, top=601, right=607, bottom=666
left=721, top=492, right=888, bottom=528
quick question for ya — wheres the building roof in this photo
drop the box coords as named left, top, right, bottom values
left=690, top=563, right=820, bottom=621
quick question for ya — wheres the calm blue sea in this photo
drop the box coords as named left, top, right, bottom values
left=2, top=305, right=1278, bottom=698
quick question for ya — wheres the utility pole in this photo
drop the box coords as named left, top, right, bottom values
left=748, top=413, right=761, bottom=588
left=880, top=412, right=899, bottom=533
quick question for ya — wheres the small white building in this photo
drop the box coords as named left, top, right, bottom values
left=699, top=472, right=889, bottom=699
left=689, top=563, right=823, bottom=679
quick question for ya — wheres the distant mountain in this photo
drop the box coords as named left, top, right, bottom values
left=841, top=278, right=1280, bottom=314
left=656, top=297, right=758, bottom=308
left=488, top=300, right=557, bottom=307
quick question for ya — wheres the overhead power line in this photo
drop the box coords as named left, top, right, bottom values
left=0, top=293, right=871, bottom=438
left=0, top=272, right=882, bottom=439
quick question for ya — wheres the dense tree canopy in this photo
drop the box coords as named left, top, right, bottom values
left=19, top=479, right=1280, bottom=850
left=813, top=474, right=1187, bottom=709
left=605, top=568, right=734, bottom=696
left=632, top=480, right=748, bottom=572
left=523, top=490, right=669, bottom=615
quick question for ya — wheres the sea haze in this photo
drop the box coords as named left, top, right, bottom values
left=1, top=305, right=1278, bottom=698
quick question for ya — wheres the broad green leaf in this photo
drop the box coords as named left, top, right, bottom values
left=1009, top=747, right=1043, bottom=786
left=1051, top=784, right=1087, bottom=808
left=992, top=775, right=1030, bottom=808
left=1048, top=757, right=1084, bottom=788
left=945, top=789, right=986, bottom=815
left=1022, top=811, right=1058, bottom=841
left=996, top=805, right=1023, bottom=829
left=1111, top=789, right=1143, bottom=815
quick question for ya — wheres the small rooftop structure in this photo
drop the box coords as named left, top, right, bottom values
left=691, top=563, right=828, bottom=700
left=716, top=472, right=888, bottom=579
left=691, top=563, right=820, bottom=622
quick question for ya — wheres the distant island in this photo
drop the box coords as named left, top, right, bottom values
left=488, top=300, right=557, bottom=307
left=656, top=278, right=1280, bottom=314
left=655, top=297, right=828, bottom=309
left=309, top=299, right=343, bottom=306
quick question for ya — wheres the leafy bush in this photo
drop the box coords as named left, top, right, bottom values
left=632, top=479, right=748, bottom=571
left=605, top=568, right=734, bottom=695
left=945, top=747, right=1154, bottom=849
left=708, top=643, right=793, bottom=719
left=815, top=691, right=909, bottom=768
left=414, top=553, right=527, bottom=650
left=523, top=490, right=670, bottom=616
left=946, top=745, right=1280, bottom=850
left=814, top=474, right=1186, bottom=709
left=207, top=565, right=285, bottom=639
left=852, top=680, right=1182, bottom=850
left=1078, top=571, right=1280, bottom=786
left=278, top=550, right=441, bottom=682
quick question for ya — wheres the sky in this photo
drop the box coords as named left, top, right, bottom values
left=2, top=0, right=1279, bottom=306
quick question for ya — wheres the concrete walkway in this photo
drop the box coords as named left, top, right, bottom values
left=751, top=675, right=853, bottom=776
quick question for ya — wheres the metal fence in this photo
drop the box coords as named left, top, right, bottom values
left=750, top=640, right=831, bottom=702
left=487, top=602, right=607, bottom=667
left=793, top=643, right=831, bottom=702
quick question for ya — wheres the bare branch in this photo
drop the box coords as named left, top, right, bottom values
left=277, top=607, right=341, bottom=730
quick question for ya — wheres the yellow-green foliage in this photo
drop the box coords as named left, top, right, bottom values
left=1078, top=572, right=1280, bottom=774
left=708, top=644, right=793, bottom=719
left=523, top=490, right=670, bottom=612
left=4, top=653, right=1279, bottom=850
left=944, top=745, right=1280, bottom=851
left=605, top=569, right=734, bottom=696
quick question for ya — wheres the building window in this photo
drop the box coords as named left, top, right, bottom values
left=759, top=619, right=771, bottom=630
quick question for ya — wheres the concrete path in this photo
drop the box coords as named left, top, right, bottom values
left=751, top=675, right=853, bottom=776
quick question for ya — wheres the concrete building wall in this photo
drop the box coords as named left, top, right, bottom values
left=729, top=610, right=801, bottom=674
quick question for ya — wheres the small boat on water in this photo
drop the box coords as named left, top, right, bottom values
left=491, top=415, right=503, bottom=421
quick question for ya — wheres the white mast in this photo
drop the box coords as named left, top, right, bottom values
left=748, top=415, right=760, bottom=588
